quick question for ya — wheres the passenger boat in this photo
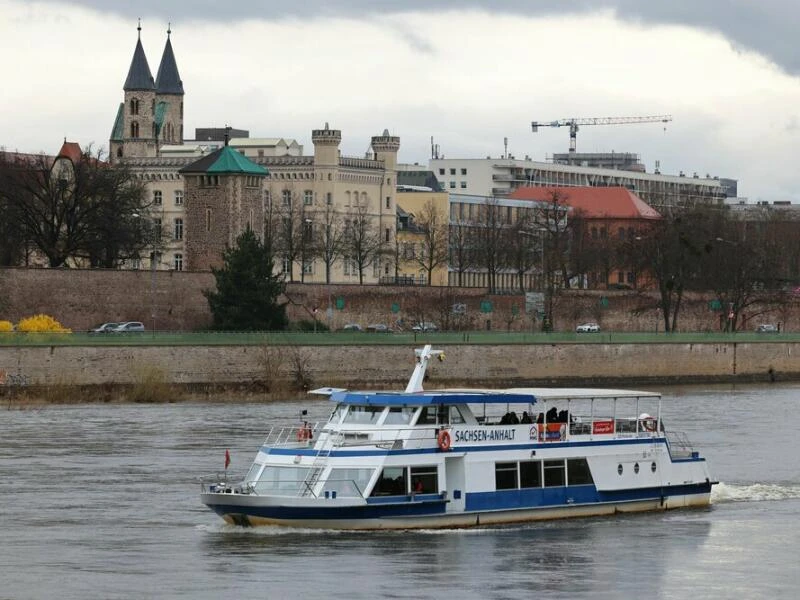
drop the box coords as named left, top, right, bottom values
left=200, top=345, right=716, bottom=529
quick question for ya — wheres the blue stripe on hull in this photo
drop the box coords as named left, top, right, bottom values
left=207, top=499, right=448, bottom=521
left=465, top=481, right=712, bottom=511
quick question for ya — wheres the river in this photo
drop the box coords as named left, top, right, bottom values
left=1, top=383, right=799, bottom=599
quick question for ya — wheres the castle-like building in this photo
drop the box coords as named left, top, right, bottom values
left=110, top=25, right=399, bottom=280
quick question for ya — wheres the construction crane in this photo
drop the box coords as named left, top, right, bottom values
left=531, top=115, right=672, bottom=153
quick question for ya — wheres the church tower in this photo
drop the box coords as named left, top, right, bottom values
left=155, top=25, right=184, bottom=146
left=110, top=22, right=157, bottom=163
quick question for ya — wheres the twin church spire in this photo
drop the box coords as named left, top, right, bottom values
left=122, top=21, right=184, bottom=96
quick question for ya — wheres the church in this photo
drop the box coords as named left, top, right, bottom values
left=109, top=24, right=400, bottom=279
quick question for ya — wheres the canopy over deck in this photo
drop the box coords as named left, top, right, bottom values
left=330, top=391, right=538, bottom=406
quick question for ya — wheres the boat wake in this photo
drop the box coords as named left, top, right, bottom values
left=711, top=482, right=800, bottom=504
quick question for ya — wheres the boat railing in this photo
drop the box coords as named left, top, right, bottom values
left=199, top=473, right=240, bottom=494
left=665, top=431, right=695, bottom=459
left=261, top=422, right=323, bottom=449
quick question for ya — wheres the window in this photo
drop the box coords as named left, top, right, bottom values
left=384, top=407, right=414, bottom=425
left=460, top=181, right=467, bottom=189
left=461, top=168, right=467, bottom=175
left=130, top=121, right=139, bottom=138
left=410, top=466, right=438, bottom=494
left=304, top=190, right=313, bottom=205
left=627, top=271, right=635, bottom=284
left=153, top=218, right=162, bottom=242
left=543, top=459, right=566, bottom=487
left=174, top=190, right=183, bottom=206
left=343, top=406, right=384, bottom=425
left=591, top=227, right=598, bottom=239
left=385, top=227, right=391, bottom=242
left=323, top=468, right=373, bottom=498
left=173, top=253, right=183, bottom=271
left=174, top=218, right=183, bottom=241
left=205, top=208, right=212, bottom=232
left=302, top=260, right=313, bottom=274
left=618, top=227, right=626, bottom=240
left=386, top=196, right=391, bottom=209
left=449, top=181, right=456, bottom=189
left=600, top=227, right=607, bottom=239
left=130, top=98, right=139, bottom=115
left=372, top=467, right=407, bottom=496
left=495, top=462, right=518, bottom=490
left=282, top=189, right=291, bottom=207
left=450, top=168, right=456, bottom=175
left=326, top=192, right=332, bottom=205
left=282, top=256, right=290, bottom=273
left=153, top=190, right=162, bottom=205
left=567, top=458, right=594, bottom=485
left=617, top=271, right=624, bottom=284
left=520, top=461, right=542, bottom=488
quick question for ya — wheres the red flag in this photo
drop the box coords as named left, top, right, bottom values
left=224, top=449, right=231, bottom=469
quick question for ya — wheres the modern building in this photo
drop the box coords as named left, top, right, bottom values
left=430, top=156, right=737, bottom=209
left=395, top=187, right=450, bottom=286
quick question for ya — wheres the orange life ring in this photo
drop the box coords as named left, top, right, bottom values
left=437, top=430, right=452, bottom=451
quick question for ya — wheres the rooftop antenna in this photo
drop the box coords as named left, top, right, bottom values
left=504, top=137, right=508, bottom=159
left=224, top=124, right=231, bottom=147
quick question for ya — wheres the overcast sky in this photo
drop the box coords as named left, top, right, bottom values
left=2, top=0, right=800, bottom=201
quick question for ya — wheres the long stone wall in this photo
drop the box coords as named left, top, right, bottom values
left=0, top=342, right=792, bottom=391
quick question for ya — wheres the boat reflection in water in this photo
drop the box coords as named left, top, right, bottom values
left=200, top=345, right=716, bottom=530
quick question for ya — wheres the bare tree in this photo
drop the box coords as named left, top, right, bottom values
left=506, top=209, right=539, bottom=293
left=0, top=147, right=149, bottom=267
left=270, top=186, right=308, bottom=282
left=411, top=199, right=450, bottom=286
left=474, top=198, right=506, bottom=293
left=344, top=203, right=384, bottom=285
left=313, top=203, right=346, bottom=284
left=449, top=220, right=476, bottom=287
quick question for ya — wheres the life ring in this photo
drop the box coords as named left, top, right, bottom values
left=437, top=430, right=452, bottom=451
left=642, top=419, right=656, bottom=432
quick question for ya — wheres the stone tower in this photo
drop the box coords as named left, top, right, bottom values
left=110, top=22, right=158, bottom=163
left=179, top=144, right=269, bottom=271
left=312, top=123, right=341, bottom=206
left=371, top=128, right=401, bottom=248
left=155, top=26, right=184, bottom=145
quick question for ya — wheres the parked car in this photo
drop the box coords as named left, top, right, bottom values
left=89, top=322, right=120, bottom=334
left=111, top=321, right=145, bottom=333
left=412, top=322, right=438, bottom=332
left=366, top=323, right=390, bottom=333
left=575, top=322, right=600, bottom=333
left=756, top=323, right=779, bottom=333
left=341, top=323, right=363, bottom=332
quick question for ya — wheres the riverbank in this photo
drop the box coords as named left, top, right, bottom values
left=0, top=340, right=792, bottom=404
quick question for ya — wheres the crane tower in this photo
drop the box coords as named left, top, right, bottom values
left=531, top=115, right=672, bottom=153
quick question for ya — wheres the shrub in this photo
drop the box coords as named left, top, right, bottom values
left=0, top=320, right=13, bottom=332
left=16, top=314, right=71, bottom=333
left=126, top=364, right=174, bottom=403
left=290, top=319, right=329, bottom=332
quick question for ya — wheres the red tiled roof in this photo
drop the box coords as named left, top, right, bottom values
left=508, top=186, right=661, bottom=219
left=56, top=141, right=83, bottom=164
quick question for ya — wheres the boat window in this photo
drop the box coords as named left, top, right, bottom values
left=543, top=460, right=566, bottom=487
left=495, top=462, right=518, bottom=490
left=371, top=467, right=407, bottom=496
left=253, top=466, right=310, bottom=496
left=343, top=405, right=384, bottom=425
left=384, top=406, right=414, bottom=425
left=567, top=458, right=594, bottom=485
left=415, top=406, right=437, bottom=426
left=329, top=404, right=347, bottom=424
left=520, top=460, right=542, bottom=488
left=323, top=468, right=373, bottom=498
left=410, top=466, right=438, bottom=494
left=448, top=406, right=466, bottom=424
left=244, top=462, right=263, bottom=485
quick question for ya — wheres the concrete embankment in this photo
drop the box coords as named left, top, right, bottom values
left=0, top=342, right=793, bottom=398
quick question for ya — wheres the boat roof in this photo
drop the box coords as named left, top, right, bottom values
left=330, top=391, right=538, bottom=406
left=328, top=387, right=660, bottom=406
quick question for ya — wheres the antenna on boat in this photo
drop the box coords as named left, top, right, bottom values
left=406, top=345, right=445, bottom=393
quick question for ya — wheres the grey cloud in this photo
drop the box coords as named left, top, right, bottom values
left=63, top=0, right=800, bottom=73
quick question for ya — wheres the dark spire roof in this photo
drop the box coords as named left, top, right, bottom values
left=156, top=26, right=184, bottom=95
left=123, top=22, right=155, bottom=91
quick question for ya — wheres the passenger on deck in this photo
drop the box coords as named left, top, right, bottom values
left=536, top=412, right=544, bottom=424
left=558, top=409, right=569, bottom=423
left=521, top=411, right=532, bottom=424
left=509, top=411, right=520, bottom=424
left=546, top=407, right=559, bottom=423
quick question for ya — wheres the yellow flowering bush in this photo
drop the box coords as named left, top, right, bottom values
left=16, top=314, right=72, bottom=333
left=0, top=320, right=14, bottom=332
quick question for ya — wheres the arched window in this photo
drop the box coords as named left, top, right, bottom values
left=116, top=147, right=123, bottom=158
left=130, top=98, right=139, bottom=115
left=130, top=121, right=139, bottom=138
